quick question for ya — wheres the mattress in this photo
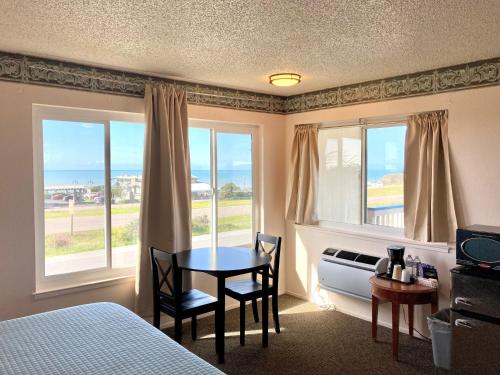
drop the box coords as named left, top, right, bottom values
left=0, top=302, right=224, bottom=375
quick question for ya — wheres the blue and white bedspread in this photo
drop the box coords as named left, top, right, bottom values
left=0, top=302, right=224, bottom=375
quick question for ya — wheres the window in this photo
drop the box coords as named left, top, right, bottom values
left=318, top=122, right=406, bottom=229
left=189, top=121, right=257, bottom=249
left=365, top=126, right=406, bottom=228
left=318, top=126, right=362, bottom=224
left=33, top=106, right=144, bottom=291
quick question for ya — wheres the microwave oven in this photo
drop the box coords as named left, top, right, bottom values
left=456, top=225, right=500, bottom=270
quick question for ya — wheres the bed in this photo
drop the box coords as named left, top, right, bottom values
left=0, top=302, right=224, bottom=375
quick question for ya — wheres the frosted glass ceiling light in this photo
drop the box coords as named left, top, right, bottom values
left=269, top=73, right=301, bottom=87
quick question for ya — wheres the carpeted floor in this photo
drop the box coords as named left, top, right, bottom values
left=164, top=295, right=452, bottom=375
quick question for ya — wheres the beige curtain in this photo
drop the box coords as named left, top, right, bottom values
left=286, top=124, right=320, bottom=225
left=404, top=110, right=457, bottom=242
left=135, top=84, right=192, bottom=317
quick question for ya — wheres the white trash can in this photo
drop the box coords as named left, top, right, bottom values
left=427, top=309, right=452, bottom=370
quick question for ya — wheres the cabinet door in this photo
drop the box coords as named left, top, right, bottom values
left=452, top=272, right=500, bottom=319
left=451, top=310, right=500, bottom=372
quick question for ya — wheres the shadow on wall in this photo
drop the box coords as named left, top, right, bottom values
left=448, top=145, right=467, bottom=228
left=293, top=228, right=309, bottom=297
left=291, top=225, right=337, bottom=304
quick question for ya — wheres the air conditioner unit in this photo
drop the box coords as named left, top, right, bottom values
left=318, top=248, right=388, bottom=301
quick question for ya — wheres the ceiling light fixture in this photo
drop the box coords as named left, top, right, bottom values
left=269, top=73, right=301, bottom=87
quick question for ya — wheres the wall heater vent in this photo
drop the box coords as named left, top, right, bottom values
left=318, top=248, right=388, bottom=301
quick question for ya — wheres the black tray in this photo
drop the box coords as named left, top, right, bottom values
left=376, top=272, right=415, bottom=284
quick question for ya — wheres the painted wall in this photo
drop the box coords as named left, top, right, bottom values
left=0, top=81, right=286, bottom=320
left=1, top=78, right=498, bottom=337
left=284, top=85, right=500, bottom=335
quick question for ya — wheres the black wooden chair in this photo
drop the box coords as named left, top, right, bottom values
left=224, top=232, right=282, bottom=345
left=150, top=247, right=217, bottom=344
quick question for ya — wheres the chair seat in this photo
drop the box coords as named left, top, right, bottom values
left=225, top=279, right=275, bottom=299
left=159, top=288, right=217, bottom=315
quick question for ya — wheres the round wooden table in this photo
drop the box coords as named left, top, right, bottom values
left=176, top=247, right=271, bottom=364
left=369, top=276, right=438, bottom=360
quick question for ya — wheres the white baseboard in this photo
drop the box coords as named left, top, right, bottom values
left=284, top=290, right=308, bottom=301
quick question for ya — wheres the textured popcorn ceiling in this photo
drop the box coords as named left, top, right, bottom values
left=0, top=0, right=499, bottom=95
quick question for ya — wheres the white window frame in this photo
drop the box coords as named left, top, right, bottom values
left=317, top=116, right=407, bottom=236
left=189, top=119, right=260, bottom=248
left=33, top=105, right=144, bottom=293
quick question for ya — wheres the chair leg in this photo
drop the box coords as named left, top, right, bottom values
left=251, top=299, right=259, bottom=323
left=214, top=314, right=218, bottom=354
left=191, top=316, right=197, bottom=340
left=174, top=317, right=182, bottom=344
left=272, top=293, right=280, bottom=334
left=153, top=306, right=160, bottom=329
left=240, top=300, right=245, bottom=346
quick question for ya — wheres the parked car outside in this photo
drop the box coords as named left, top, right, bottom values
left=93, top=196, right=115, bottom=204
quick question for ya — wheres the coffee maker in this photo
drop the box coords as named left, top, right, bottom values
left=386, top=245, right=405, bottom=277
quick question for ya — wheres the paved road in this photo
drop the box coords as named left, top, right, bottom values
left=45, top=229, right=252, bottom=275
left=45, top=205, right=252, bottom=234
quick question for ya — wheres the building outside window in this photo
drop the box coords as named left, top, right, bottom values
left=33, top=105, right=145, bottom=292
left=33, top=108, right=260, bottom=292
left=188, top=120, right=258, bottom=250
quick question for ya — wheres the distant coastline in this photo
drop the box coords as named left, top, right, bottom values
left=44, top=168, right=401, bottom=188
left=44, top=169, right=253, bottom=189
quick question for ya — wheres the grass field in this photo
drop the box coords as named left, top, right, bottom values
left=45, top=214, right=252, bottom=257
left=44, top=184, right=402, bottom=257
left=45, top=205, right=136, bottom=219
left=190, top=214, right=252, bottom=236
left=367, top=184, right=403, bottom=207
left=45, top=199, right=252, bottom=219
left=367, top=184, right=403, bottom=197
left=45, top=224, right=138, bottom=257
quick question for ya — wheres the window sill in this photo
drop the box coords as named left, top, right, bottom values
left=33, top=275, right=135, bottom=300
left=295, top=222, right=451, bottom=253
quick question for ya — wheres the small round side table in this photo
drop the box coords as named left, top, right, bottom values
left=369, top=276, right=438, bottom=360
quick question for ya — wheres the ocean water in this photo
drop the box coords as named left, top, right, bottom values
left=44, top=168, right=395, bottom=188
left=44, top=169, right=252, bottom=188
left=192, top=169, right=252, bottom=188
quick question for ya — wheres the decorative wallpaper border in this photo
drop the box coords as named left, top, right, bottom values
left=0, top=51, right=498, bottom=114
left=0, top=52, right=286, bottom=114
left=285, top=58, right=500, bottom=113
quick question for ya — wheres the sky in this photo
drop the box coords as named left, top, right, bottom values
left=43, top=121, right=252, bottom=171
left=188, top=128, right=252, bottom=171
left=43, top=119, right=401, bottom=173
left=366, top=125, right=406, bottom=172
left=43, top=120, right=145, bottom=170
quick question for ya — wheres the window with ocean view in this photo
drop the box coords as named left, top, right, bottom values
left=33, top=105, right=144, bottom=289
left=189, top=123, right=256, bottom=249
left=365, top=126, right=406, bottom=228
left=43, top=120, right=107, bottom=275
left=317, top=122, right=406, bottom=229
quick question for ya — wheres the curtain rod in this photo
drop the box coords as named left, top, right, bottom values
left=319, top=119, right=406, bottom=129
left=319, top=109, right=446, bottom=129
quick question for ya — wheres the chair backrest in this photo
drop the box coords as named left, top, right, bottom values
left=150, top=247, right=182, bottom=308
left=253, top=232, right=282, bottom=285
